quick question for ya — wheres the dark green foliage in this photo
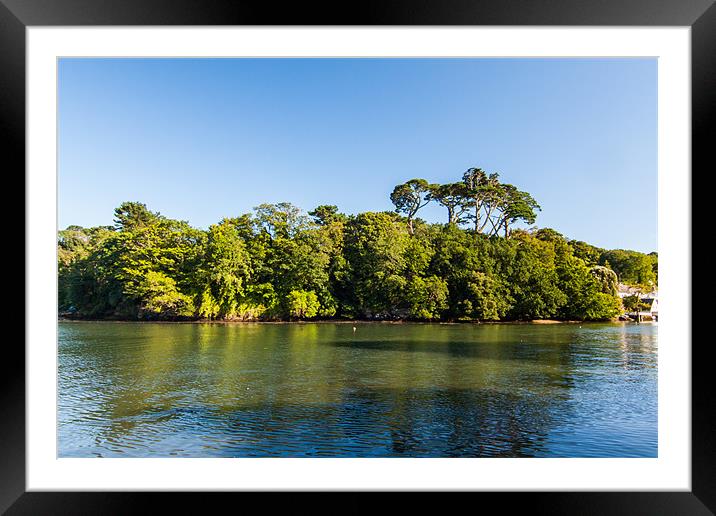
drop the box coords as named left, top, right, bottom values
left=59, top=170, right=652, bottom=322
left=455, top=168, right=540, bottom=236
left=308, top=205, right=347, bottom=226
left=569, top=240, right=603, bottom=266
left=505, top=231, right=566, bottom=319
left=341, top=212, right=411, bottom=317
left=599, top=249, right=656, bottom=286
left=197, top=220, right=252, bottom=319
left=648, top=252, right=658, bottom=284
left=390, top=179, right=434, bottom=235
left=427, top=182, right=471, bottom=225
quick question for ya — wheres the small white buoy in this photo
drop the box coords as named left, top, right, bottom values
left=353, top=326, right=357, bottom=332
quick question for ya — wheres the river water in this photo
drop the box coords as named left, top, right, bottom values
left=58, top=321, right=657, bottom=457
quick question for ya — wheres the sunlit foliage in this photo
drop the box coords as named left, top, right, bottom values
left=58, top=169, right=653, bottom=322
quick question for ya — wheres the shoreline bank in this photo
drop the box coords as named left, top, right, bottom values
left=58, top=317, right=634, bottom=325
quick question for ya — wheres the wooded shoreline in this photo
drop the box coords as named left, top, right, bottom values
left=58, top=169, right=657, bottom=324
left=58, top=316, right=623, bottom=325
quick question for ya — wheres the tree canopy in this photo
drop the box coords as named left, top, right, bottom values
left=58, top=167, right=654, bottom=322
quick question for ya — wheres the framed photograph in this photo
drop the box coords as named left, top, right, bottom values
left=5, top=0, right=712, bottom=512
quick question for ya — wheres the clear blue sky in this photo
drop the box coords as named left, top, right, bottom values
left=58, top=58, right=657, bottom=252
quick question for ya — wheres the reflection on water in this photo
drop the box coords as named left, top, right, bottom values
left=58, top=322, right=657, bottom=457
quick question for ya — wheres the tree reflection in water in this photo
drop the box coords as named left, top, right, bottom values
left=58, top=321, right=657, bottom=457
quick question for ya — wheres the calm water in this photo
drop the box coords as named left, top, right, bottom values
left=58, top=321, right=657, bottom=458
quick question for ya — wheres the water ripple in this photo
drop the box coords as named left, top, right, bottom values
left=58, top=321, right=657, bottom=458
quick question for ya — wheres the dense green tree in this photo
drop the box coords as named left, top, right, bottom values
left=535, top=227, right=566, bottom=243
left=557, top=255, right=619, bottom=320
left=427, top=225, right=507, bottom=320
left=457, top=272, right=511, bottom=321
left=427, top=182, right=471, bottom=225
left=599, top=249, right=656, bottom=287
left=648, top=252, right=658, bottom=284
left=342, top=212, right=411, bottom=316
left=462, top=167, right=498, bottom=233
left=459, top=169, right=539, bottom=237
left=390, top=179, right=433, bottom=235
left=505, top=232, right=566, bottom=319
left=107, top=217, right=203, bottom=318
left=569, top=240, right=603, bottom=266
left=405, top=275, right=449, bottom=320
left=285, top=290, right=320, bottom=319
left=113, top=201, right=160, bottom=230
left=308, top=205, right=347, bottom=226
left=134, top=271, right=195, bottom=319
left=254, top=202, right=309, bottom=239
left=59, top=204, right=204, bottom=318
left=58, top=168, right=647, bottom=323
left=58, top=225, right=121, bottom=315
left=493, top=185, right=540, bottom=237
left=240, top=203, right=338, bottom=319
left=197, top=220, right=252, bottom=319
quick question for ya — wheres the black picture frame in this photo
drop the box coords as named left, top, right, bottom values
left=3, top=0, right=711, bottom=513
